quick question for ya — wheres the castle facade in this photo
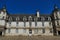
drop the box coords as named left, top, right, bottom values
left=0, top=5, right=60, bottom=36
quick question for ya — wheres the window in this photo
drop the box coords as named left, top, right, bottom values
left=34, top=17, right=37, bottom=26
left=34, top=29, right=38, bottom=34
left=9, top=17, right=12, bottom=26
left=23, top=16, right=27, bottom=21
left=9, top=22, right=11, bottom=26
left=48, top=17, right=51, bottom=21
left=9, top=17, right=12, bottom=21
left=8, top=29, right=10, bottom=33
left=23, top=16, right=27, bottom=27
left=16, top=22, right=18, bottom=26
left=29, top=16, right=32, bottom=27
left=16, top=29, right=18, bottom=33
left=42, top=22, right=44, bottom=26
left=28, top=16, right=32, bottom=21
left=49, top=22, right=51, bottom=26
left=29, top=29, right=32, bottom=34
left=41, top=17, right=45, bottom=21
left=35, top=22, right=37, bottom=27
left=42, top=28, right=45, bottom=33
left=50, top=29, right=53, bottom=33
left=16, top=17, right=19, bottom=21
left=23, top=29, right=26, bottom=33
left=16, top=17, right=19, bottom=26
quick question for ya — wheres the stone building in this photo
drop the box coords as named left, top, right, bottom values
left=0, top=5, right=60, bottom=36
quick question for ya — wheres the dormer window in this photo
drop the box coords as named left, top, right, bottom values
left=41, top=17, right=45, bottom=21
left=23, top=16, right=27, bottom=21
left=28, top=16, right=32, bottom=27
left=28, top=16, right=32, bottom=21
left=48, top=17, right=51, bottom=21
left=34, top=17, right=37, bottom=26
left=34, top=17, right=37, bottom=21
left=23, top=16, right=27, bottom=27
left=9, top=17, right=12, bottom=26
left=16, top=17, right=19, bottom=21
left=16, top=17, right=19, bottom=26
left=9, top=17, right=12, bottom=21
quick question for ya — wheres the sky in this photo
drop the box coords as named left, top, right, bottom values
left=0, top=0, right=60, bottom=14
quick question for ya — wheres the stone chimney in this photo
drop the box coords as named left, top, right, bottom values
left=36, top=10, right=40, bottom=17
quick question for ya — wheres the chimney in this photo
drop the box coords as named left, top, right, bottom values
left=36, top=10, right=40, bottom=17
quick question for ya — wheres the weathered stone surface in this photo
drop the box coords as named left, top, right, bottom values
left=0, top=36, right=60, bottom=40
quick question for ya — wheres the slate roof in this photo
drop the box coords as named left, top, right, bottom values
left=7, top=14, right=51, bottom=21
